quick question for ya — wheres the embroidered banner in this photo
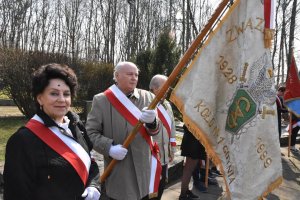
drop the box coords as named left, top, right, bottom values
left=170, top=0, right=282, bottom=199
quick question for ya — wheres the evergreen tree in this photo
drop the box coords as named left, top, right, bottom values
left=152, top=28, right=181, bottom=76
left=134, top=49, right=153, bottom=90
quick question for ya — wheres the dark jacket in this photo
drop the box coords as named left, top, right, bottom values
left=3, top=110, right=100, bottom=200
left=292, top=113, right=300, bottom=124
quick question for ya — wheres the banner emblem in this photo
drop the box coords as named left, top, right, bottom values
left=226, top=89, right=257, bottom=134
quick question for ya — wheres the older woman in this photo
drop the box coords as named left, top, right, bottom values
left=3, top=63, right=101, bottom=200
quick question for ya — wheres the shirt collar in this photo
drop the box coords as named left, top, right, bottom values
left=131, top=88, right=140, bottom=99
left=36, top=109, right=78, bottom=128
left=126, top=88, right=140, bottom=100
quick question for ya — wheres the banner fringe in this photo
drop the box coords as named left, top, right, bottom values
left=170, top=94, right=231, bottom=198
left=260, top=176, right=283, bottom=199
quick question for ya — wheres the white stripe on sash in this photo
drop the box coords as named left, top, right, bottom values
left=158, top=104, right=172, bottom=132
left=149, top=154, right=158, bottom=193
left=110, top=84, right=142, bottom=119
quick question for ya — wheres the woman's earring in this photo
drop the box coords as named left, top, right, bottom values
left=40, top=105, right=43, bottom=110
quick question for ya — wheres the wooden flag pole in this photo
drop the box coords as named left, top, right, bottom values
left=288, top=112, right=292, bottom=157
left=100, top=0, right=233, bottom=184
left=205, top=156, right=210, bottom=188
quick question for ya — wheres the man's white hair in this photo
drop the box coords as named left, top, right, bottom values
left=149, top=74, right=167, bottom=90
left=113, top=61, right=139, bottom=82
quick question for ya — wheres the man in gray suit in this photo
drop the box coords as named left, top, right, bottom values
left=86, top=61, right=161, bottom=200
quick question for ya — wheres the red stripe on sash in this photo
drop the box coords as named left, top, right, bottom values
left=26, top=119, right=88, bottom=185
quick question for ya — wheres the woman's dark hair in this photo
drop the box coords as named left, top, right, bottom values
left=32, top=63, right=78, bottom=100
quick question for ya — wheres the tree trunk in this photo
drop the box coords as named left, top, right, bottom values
left=287, top=0, right=297, bottom=70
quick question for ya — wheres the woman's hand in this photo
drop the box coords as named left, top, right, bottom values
left=81, top=186, right=100, bottom=200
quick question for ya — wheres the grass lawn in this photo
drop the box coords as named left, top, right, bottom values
left=0, top=106, right=24, bottom=117
left=0, top=118, right=27, bottom=162
left=0, top=90, right=10, bottom=100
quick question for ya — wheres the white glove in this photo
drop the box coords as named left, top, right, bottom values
left=140, top=107, right=157, bottom=123
left=81, top=186, right=100, bottom=200
left=109, top=144, right=128, bottom=160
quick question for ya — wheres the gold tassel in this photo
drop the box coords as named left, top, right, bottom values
left=264, top=28, right=274, bottom=49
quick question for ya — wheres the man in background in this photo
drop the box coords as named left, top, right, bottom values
left=149, top=74, right=177, bottom=199
left=276, top=86, right=286, bottom=140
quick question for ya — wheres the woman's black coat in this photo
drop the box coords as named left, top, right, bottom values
left=3, top=110, right=100, bottom=200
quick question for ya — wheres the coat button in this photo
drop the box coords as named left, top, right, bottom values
left=48, top=175, right=51, bottom=179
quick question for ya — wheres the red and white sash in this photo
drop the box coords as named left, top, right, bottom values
left=158, top=104, right=176, bottom=147
left=104, top=84, right=162, bottom=195
left=26, top=115, right=91, bottom=185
